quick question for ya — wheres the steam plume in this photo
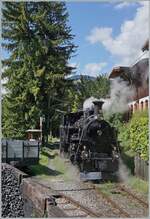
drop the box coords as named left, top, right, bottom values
left=102, top=77, right=135, bottom=116
left=118, top=158, right=131, bottom=182
left=83, top=97, right=98, bottom=111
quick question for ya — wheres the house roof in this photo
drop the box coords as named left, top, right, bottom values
left=109, top=66, right=132, bottom=82
left=109, top=58, right=149, bottom=87
left=142, top=39, right=149, bottom=51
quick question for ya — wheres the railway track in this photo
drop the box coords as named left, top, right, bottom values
left=94, top=183, right=148, bottom=218
left=53, top=193, right=102, bottom=217
left=94, top=186, right=130, bottom=217
left=34, top=180, right=147, bottom=218
left=117, top=184, right=148, bottom=208
left=4, top=164, right=148, bottom=218
left=48, top=180, right=148, bottom=218
left=2, top=163, right=148, bottom=218
left=32, top=180, right=103, bottom=217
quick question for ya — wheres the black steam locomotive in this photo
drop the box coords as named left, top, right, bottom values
left=59, top=100, right=120, bottom=180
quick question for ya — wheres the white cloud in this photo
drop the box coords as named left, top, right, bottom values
left=114, top=1, right=137, bottom=9
left=69, top=62, right=80, bottom=68
left=87, top=2, right=149, bottom=66
left=83, top=62, right=107, bottom=77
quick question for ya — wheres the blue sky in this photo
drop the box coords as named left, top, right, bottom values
left=66, top=1, right=148, bottom=77
left=2, top=1, right=148, bottom=79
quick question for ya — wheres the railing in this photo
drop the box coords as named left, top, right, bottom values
left=1, top=139, right=40, bottom=166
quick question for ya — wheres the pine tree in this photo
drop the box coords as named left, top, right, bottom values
left=2, top=2, right=76, bottom=142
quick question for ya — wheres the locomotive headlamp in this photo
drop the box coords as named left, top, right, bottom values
left=115, top=154, right=119, bottom=159
left=81, top=146, right=89, bottom=159
left=113, top=151, right=119, bottom=159
left=97, top=130, right=102, bottom=136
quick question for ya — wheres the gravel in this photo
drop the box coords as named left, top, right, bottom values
left=31, top=177, right=148, bottom=218
left=2, top=164, right=24, bottom=218
left=48, top=180, right=122, bottom=217
left=105, top=187, right=148, bottom=217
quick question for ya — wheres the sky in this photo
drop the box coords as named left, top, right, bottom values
left=66, top=1, right=149, bottom=77
left=1, top=0, right=149, bottom=81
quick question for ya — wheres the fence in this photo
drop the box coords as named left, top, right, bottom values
left=134, top=154, right=149, bottom=181
left=1, top=139, right=40, bottom=166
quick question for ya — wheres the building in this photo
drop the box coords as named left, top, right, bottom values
left=109, top=40, right=149, bottom=115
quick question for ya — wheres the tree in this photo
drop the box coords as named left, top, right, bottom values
left=2, top=2, right=76, bottom=143
left=67, top=74, right=110, bottom=111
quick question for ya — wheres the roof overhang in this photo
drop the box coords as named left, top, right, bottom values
left=109, top=67, right=122, bottom=79
left=26, top=129, right=42, bottom=132
left=109, top=66, right=131, bottom=79
left=142, top=39, right=149, bottom=52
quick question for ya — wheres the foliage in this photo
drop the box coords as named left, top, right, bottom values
left=118, top=110, right=148, bottom=161
left=104, top=113, right=124, bottom=129
left=67, top=74, right=110, bottom=112
left=2, top=2, right=76, bottom=141
left=129, top=110, right=148, bottom=161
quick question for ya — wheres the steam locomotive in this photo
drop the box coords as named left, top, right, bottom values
left=59, top=100, right=120, bottom=180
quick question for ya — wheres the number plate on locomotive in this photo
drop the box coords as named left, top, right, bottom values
left=80, top=172, right=102, bottom=180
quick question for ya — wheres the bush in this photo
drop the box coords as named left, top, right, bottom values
left=129, top=110, right=148, bottom=161
left=118, top=110, right=148, bottom=161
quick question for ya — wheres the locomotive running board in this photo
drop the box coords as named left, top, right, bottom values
left=80, top=172, right=102, bottom=181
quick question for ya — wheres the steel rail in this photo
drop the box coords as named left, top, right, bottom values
left=31, top=179, right=103, bottom=217
left=117, top=184, right=148, bottom=208
left=94, top=186, right=131, bottom=218
left=59, top=192, right=104, bottom=217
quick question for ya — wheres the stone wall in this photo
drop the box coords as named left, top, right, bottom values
left=2, top=163, right=67, bottom=217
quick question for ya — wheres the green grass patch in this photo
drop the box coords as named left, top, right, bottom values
left=96, top=176, right=148, bottom=198
left=39, top=151, right=49, bottom=166
left=126, top=176, right=148, bottom=195
left=29, top=149, right=50, bottom=176
left=50, top=155, right=66, bottom=174
left=29, top=147, right=73, bottom=180
left=97, top=181, right=116, bottom=195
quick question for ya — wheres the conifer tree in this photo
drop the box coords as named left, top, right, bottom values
left=2, top=2, right=76, bottom=143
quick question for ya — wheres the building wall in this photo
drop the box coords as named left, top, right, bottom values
left=128, top=96, right=149, bottom=114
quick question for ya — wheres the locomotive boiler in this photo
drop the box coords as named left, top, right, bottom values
left=59, top=100, right=120, bottom=180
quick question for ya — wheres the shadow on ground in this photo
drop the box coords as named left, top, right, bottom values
left=27, top=164, right=62, bottom=176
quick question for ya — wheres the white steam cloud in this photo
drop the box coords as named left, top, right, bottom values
left=102, top=77, right=135, bottom=115
left=118, top=158, right=131, bottom=182
left=83, top=97, right=98, bottom=111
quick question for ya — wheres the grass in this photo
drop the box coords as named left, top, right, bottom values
left=126, top=176, right=148, bottom=195
left=29, top=148, right=58, bottom=177
left=30, top=145, right=81, bottom=181
left=48, top=148, right=79, bottom=181
left=39, top=152, right=49, bottom=166
left=29, top=146, right=75, bottom=181
left=29, top=144, right=148, bottom=197
left=97, top=176, right=148, bottom=198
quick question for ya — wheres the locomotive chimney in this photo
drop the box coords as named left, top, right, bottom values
left=93, top=100, right=104, bottom=117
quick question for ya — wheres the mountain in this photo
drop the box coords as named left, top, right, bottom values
left=66, top=74, right=96, bottom=81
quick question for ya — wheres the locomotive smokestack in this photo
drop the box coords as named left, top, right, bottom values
left=93, top=100, right=104, bottom=117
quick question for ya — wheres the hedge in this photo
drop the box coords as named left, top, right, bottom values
left=119, top=110, right=148, bottom=161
